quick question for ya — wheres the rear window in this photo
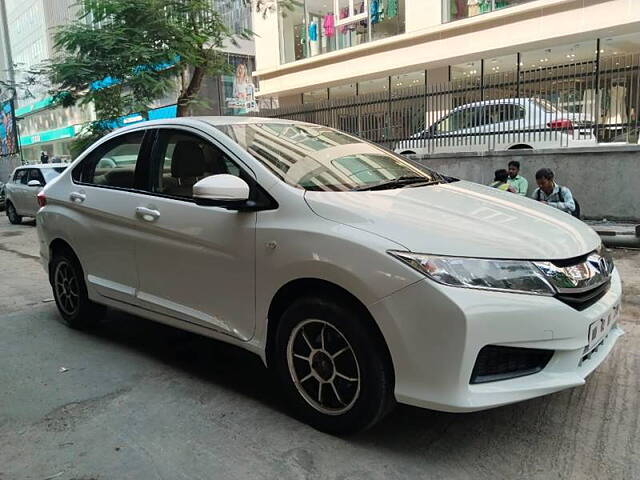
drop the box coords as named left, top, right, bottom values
left=42, top=167, right=66, bottom=183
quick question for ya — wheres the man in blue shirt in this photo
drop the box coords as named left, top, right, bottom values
left=532, top=168, right=576, bottom=215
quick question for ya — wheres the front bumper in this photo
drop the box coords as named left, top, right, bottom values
left=369, top=268, right=623, bottom=412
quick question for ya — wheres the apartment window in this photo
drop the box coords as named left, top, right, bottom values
left=278, top=0, right=405, bottom=64
left=444, top=0, right=536, bottom=22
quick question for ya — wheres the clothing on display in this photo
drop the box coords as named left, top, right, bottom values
left=370, top=0, right=380, bottom=24
left=387, top=0, right=398, bottom=18
left=479, top=0, right=491, bottom=13
left=323, top=13, right=335, bottom=37
left=467, top=0, right=479, bottom=17
left=308, top=21, right=318, bottom=41
left=338, top=7, right=349, bottom=33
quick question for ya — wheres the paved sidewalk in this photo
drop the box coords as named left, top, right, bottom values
left=0, top=215, right=639, bottom=480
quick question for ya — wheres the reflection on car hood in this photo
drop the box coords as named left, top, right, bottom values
left=304, top=180, right=600, bottom=260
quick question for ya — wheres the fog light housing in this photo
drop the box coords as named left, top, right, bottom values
left=470, top=345, right=554, bottom=384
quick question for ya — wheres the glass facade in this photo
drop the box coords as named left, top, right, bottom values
left=444, top=0, right=536, bottom=22
left=279, top=0, right=405, bottom=64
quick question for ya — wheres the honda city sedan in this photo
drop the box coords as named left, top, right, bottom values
left=36, top=117, right=622, bottom=434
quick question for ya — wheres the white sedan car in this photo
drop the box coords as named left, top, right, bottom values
left=36, top=117, right=622, bottom=434
left=395, top=98, right=596, bottom=155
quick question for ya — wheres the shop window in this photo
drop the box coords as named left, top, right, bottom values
left=444, top=0, right=536, bottom=23
left=303, top=89, right=329, bottom=104
left=358, top=77, right=389, bottom=95
left=278, top=0, right=405, bottom=64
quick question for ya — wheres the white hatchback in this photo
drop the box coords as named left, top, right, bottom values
left=5, top=164, right=67, bottom=224
left=36, top=117, right=622, bottom=434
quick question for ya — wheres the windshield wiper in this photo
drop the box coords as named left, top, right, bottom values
left=354, top=176, right=440, bottom=191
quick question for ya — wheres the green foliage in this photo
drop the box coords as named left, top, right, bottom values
left=45, top=0, right=287, bottom=155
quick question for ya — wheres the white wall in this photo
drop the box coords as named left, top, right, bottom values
left=256, top=0, right=640, bottom=97
left=252, top=6, right=281, bottom=73
left=406, top=0, right=442, bottom=32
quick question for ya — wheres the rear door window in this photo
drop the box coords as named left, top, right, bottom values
left=27, top=169, right=45, bottom=185
left=73, top=131, right=146, bottom=190
left=13, top=169, right=27, bottom=184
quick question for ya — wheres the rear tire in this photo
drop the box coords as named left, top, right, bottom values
left=274, top=296, right=395, bottom=435
left=50, top=250, right=106, bottom=329
left=6, top=202, right=22, bottom=225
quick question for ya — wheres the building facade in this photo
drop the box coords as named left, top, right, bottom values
left=252, top=0, right=640, bottom=105
left=0, top=0, right=257, bottom=165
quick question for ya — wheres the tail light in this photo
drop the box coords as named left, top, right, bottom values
left=37, top=191, right=47, bottom=208
left=547, top=119, right=574, bottom=133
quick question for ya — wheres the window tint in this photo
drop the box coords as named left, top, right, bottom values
left=484, top=104, right=526, bottom=124
left=436, top=107, right=481, bottom=133
left=150, top=130, right=242, bottom=199
left=216, top=123, right=437, bottom=192
left=74, top=131, right=145, bottom=189
left=13, top=169, right=27, bottom=184
left=27, top=169, right=44, bottom=184
left=41, top=167, right=66, bottom=183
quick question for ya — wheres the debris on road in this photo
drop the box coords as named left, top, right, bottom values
left=58, top=367, right=69, bottom=373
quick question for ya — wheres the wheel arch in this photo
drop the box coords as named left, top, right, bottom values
left=265, top=277, right=394, bottom=377
left=48, top=238, right=81, bottom=282
left=507, top=144, right=534, bottom=150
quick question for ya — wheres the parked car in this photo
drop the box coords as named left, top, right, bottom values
left=5, top=164, right=67, bottom=224
left=0, top=182, right=6, bottom=211
left=36, top=118, right=621, bottom=434
left=395, top=98, right=596, bottom=155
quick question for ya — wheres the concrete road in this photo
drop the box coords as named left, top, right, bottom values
left=1, top=215, right=639, bottom=480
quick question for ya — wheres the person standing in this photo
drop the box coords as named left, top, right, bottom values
left=532, top=168, right=576, bottom=215
left=507, top=160, right=528, bottom=196
left=40, top=151, right=49, bottom=164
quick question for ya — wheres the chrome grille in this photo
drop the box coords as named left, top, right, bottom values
left=534, top=248, right=613, bottom=311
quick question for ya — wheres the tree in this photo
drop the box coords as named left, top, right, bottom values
left=48, top=0, right=298, bottom=120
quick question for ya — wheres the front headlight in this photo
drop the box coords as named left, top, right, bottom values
left=389, top=251, right=556, bottom=295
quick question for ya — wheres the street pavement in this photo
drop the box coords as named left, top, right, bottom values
left=1, top=214, right=639, bottom=480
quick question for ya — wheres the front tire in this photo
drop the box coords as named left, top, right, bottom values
left=50, top=251, right=106, bottom=329
left=6, top=202, right=22, bottom=224
left=275, top=296, right=395, bottom=434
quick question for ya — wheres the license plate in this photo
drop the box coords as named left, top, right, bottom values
left=586, top=304, right=619, bottom=354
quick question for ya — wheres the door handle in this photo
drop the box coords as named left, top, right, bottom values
left=69, top=192, right=86, bottom=203
left=135, top=206, right=160, bottom=222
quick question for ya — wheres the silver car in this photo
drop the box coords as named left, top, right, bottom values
left=5, top=164, right=66, bottom=224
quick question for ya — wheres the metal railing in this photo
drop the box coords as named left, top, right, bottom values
left=259, top=54, right=640, bottom=153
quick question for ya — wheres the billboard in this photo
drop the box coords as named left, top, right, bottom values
left=0, top=99, right=19, bottom=157
left=223, top=55, right=259, bottom=115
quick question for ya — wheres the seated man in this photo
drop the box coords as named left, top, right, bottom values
left=532, top=168, right=576, bottom=215
left=490, top=169, right=516, bottom=192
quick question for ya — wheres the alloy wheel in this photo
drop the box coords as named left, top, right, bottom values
left=7, top=204, right=17, bottom=222
left=287, top=319, right=361, bottom=416
left=54, top=260, right=80, bottom=317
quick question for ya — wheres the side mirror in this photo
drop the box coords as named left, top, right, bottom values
left=27, top=180, right=42, bottom=187
left=193, top=174, right=252, bottom=209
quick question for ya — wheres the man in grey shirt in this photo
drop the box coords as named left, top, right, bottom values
left=531, top=168, right=576, bottom=215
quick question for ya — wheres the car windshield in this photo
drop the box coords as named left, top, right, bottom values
left=215, top=123, right=439, bottom=191
left=42, top=167, right=66, bottom=182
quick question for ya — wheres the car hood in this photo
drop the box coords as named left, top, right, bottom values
left=304, top=180, right=600, bottom=260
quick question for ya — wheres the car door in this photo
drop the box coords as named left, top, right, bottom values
left=133, top=127, right=257, bottom=341
left=69, top=129, right=152, bottom=303
left=9, top=168, right=29, bottom=214
left=24, top=168, right=45, bottom=215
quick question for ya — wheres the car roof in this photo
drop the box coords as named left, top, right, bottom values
left=450, top=98, right=536, bottom=110
left=16, top=163, right=68, bottom=170
left=105, top=116, right=315, bottom=138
